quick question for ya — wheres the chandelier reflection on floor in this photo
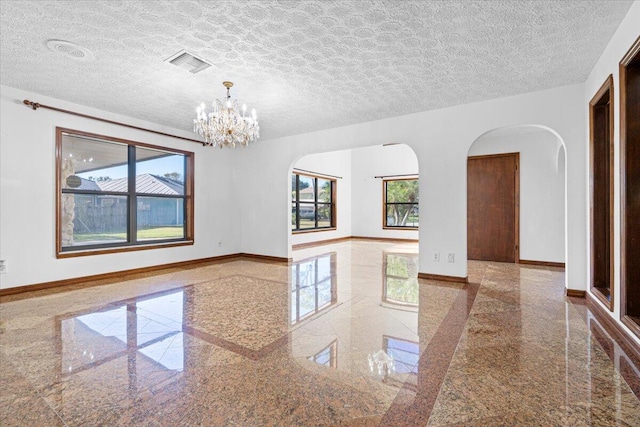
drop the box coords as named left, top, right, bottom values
left=368, top=350, right=396, bottom=375
left=193, top=81, right=259, bottom=148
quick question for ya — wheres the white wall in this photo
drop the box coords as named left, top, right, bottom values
left=583, top=1, right=640, bottom=343
left=238, top=83, right=585, bottom=288
left=291, top=149, right=352, bottom=246
left=0, top=85, right=241, bottom=289
left=351, top=144, right=419, bottom=240
left=468, top=128, right=566, bottom=263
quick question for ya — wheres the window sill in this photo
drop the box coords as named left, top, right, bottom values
left=292, top=227, right=337, bottom=235
left=56, top=240, right=194, bottom=258
left=382, top=226, right=419, bottom=231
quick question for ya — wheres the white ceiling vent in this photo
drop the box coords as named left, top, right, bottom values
left=45, top=40, right=94, bottom=61
left=165, top=50, right=212, bottom=74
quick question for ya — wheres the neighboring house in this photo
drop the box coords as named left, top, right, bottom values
left=72, top=174, right=184, bottom=233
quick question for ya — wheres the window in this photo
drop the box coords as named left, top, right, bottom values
left=383, top=178, right=419, bottom=229
left=291, top=172, right=336, bottom=232
left=56, top=128, right=193, bottom=257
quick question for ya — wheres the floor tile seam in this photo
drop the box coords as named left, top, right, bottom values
left=233, top=273, right=290, bottom=286
left=54, top=275, right=245, bottom=323
left=0, top=350, right=56, bottom=401
left=290, top=296, right=355, bottom=332
left=180, top=324, right=291, bottom=361
left=379, top=281, right=480, bottom=425
left=30, top=378, right=72, bottom=427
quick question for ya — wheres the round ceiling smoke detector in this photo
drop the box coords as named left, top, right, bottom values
left=45, top=40, right=94, bottom=61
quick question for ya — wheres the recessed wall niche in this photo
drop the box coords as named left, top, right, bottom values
left=589, top=75, right=614, bottom=311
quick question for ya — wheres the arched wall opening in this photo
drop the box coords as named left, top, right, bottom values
left=466, top=125, right=568, bottom=279
left=287, top=144, right=419, bottom=251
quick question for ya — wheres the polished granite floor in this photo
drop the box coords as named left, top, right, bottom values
left=1, top=240, right=639, bottom=426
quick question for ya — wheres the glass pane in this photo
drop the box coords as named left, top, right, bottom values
left=317, top=203, right=332, bottom=228
left=291, top=175, right=297, bottom=201
left=137, top=197, right=185, bottom=241
left=298, top=176, right=315, bottom=202
left=386, top=179, right=418, bottom=203
left=386, top=203, right=418, bottom=227
left=61, top=194, right=128, bottom=247
left=291, top=203, right=297, bottom=230
left=136, top=147, right=185, bottom=194
left=61, top=133, right=128, bottom=191
left=298, top=203, right=316, bottom=229
left=318, top=179, right=331, bottom=203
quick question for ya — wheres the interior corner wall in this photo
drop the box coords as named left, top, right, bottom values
left=238, top=83, right=585, bottom=286
left=468, top=131, right=566, bottom=264
left=291, top=149, right=352, bottom=246
left=350, top=144, right=419, bottom=240
left=0, top=85, right=241, bottom=290
left=583, top=0, right=640, bottom=343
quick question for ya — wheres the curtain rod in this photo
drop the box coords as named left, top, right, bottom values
left=374, top=173, right=419, bottom=179
left=292, top=168, right=342, bottom=179
left=23, top=99, right=205, bottom=145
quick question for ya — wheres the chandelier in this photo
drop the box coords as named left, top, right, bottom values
left=193, top=81, right=259, bottom=148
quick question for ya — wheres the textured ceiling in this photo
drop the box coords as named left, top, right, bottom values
left=0, top=0, right=633, bottom=141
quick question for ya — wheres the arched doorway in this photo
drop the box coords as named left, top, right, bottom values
left=467, top=125, right=567, bottom=270
left=288, top=144, right=420, bottom=251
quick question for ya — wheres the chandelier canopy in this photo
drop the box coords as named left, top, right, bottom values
left=193, top=81, right=259, bottom=148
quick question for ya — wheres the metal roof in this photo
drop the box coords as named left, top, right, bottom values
left=96, top=174, right=184, bottom=195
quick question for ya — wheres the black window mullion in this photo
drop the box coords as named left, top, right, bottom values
left=296, top=175, right=300, bottom=230
left=314, top=177, right=318, bottom=228
left=128, top=145, right=136, bottom=244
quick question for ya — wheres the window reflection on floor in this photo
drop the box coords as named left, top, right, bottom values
left=383, top=251, right=419, bottom=307
left=308, top=339, right=338, bottom=368
left=383, top=335, right=419, bottom=375
left=290, top=252, right=337, bottom=325
left=60, top=290, right=185, bottom=374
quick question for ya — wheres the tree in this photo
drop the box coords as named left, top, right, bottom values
left=163, top=172, right=183, bottom=182
left=386, top=180, right=419, bottom=226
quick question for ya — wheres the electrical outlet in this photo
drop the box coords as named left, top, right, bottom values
left=432, top=251, right=440, bottom=262
left=0, top=260, right=7, bottom=274
left=447, top=253, right=455, bottom=263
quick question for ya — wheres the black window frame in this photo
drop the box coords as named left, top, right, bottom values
left=383, top=178, right=419, bottom=230
left=56, top=127, right=194, bottom=257
left=291, top=172, right=336, bottom=233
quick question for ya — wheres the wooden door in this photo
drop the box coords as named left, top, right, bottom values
left=467, top=153, right=519, bottom=263
left=621, top=37, right=640, bottom=334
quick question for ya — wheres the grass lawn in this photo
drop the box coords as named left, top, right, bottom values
left=73, top=226, right=184, bottom=242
